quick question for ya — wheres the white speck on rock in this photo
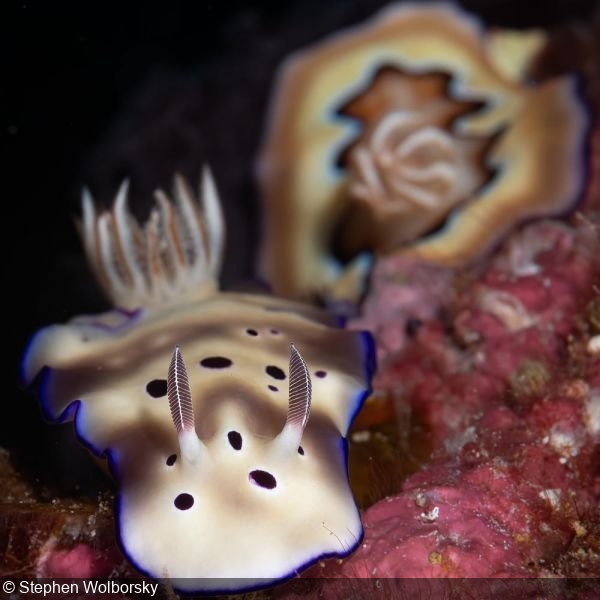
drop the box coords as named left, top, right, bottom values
left=351, top=430, right=371, bottom=443
left=420, top=506, right=440, bottom=522
left=549, top=427, right=581, bottom=457
left=585, top=388, right=600, bottom=439
left=476, top=289, right=536, bottom=332
left=445, top=425, right=477, bottom=454
left=587, top=335, right=600, bottom=355
left=539, top=488, right=562, bottom=509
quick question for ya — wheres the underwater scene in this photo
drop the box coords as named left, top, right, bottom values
left=8, top=1, right=600, bottom=598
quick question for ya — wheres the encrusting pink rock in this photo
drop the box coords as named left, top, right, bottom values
left=38, top=543, right=110, bottom=579
left=272, top=214, right=599, bottom=595
left=350, top=258, right=455, bottom=368
left=279, top=387, right=597, bottom=584
left=365, top=216, right=598, bottom=448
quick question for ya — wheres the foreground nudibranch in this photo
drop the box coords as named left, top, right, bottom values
left=22, top=170, right=373, bottom=592
left=257, top=3, right=588, bottom=300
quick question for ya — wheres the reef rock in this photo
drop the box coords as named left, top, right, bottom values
left=274, top=211, right=600, bottom=597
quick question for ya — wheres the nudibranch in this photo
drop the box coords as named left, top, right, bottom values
left=22, top=170, right=374, bottom=592
left=257, top=3, right=588, bottom=300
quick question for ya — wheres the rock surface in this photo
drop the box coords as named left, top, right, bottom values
left=275, top=208, right=600, bottom=597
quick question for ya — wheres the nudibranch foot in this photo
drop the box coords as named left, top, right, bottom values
left=24, top=169, right=374, bottom=593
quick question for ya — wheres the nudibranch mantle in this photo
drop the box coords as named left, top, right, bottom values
left=257, top=2, right=588, bottom=300
left=23, top=170, right=373, bottom=592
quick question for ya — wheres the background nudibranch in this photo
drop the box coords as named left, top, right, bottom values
left=256, top=2, right=588, bottom=301
left=22, top=170, right=374, bottom=592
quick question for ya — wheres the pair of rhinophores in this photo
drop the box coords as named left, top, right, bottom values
left=23, top=168, right=374, bottom=592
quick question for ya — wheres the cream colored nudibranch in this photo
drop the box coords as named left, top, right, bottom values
left=22, top=168, right=374, bottom=593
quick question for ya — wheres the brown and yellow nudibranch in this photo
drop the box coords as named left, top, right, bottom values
left=22, top=170, right=374, bottom=592
left=257, top=3, right=588, bottom=300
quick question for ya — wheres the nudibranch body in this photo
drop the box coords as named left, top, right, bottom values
left=257, top=2, right=588, bottom=300
left=23, top=170, right=373, bottom=592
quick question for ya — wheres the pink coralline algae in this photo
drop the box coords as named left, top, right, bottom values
left=38, top=544, right=105, bottom=579
left=356, top=217, right=599, bottom=448
left=273, top=211, right=599, bottom=595
left=0, top=450, right=149, bottom=595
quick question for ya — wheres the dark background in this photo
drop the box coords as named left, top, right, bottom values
left=5, top=0, right=599, bottom=490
